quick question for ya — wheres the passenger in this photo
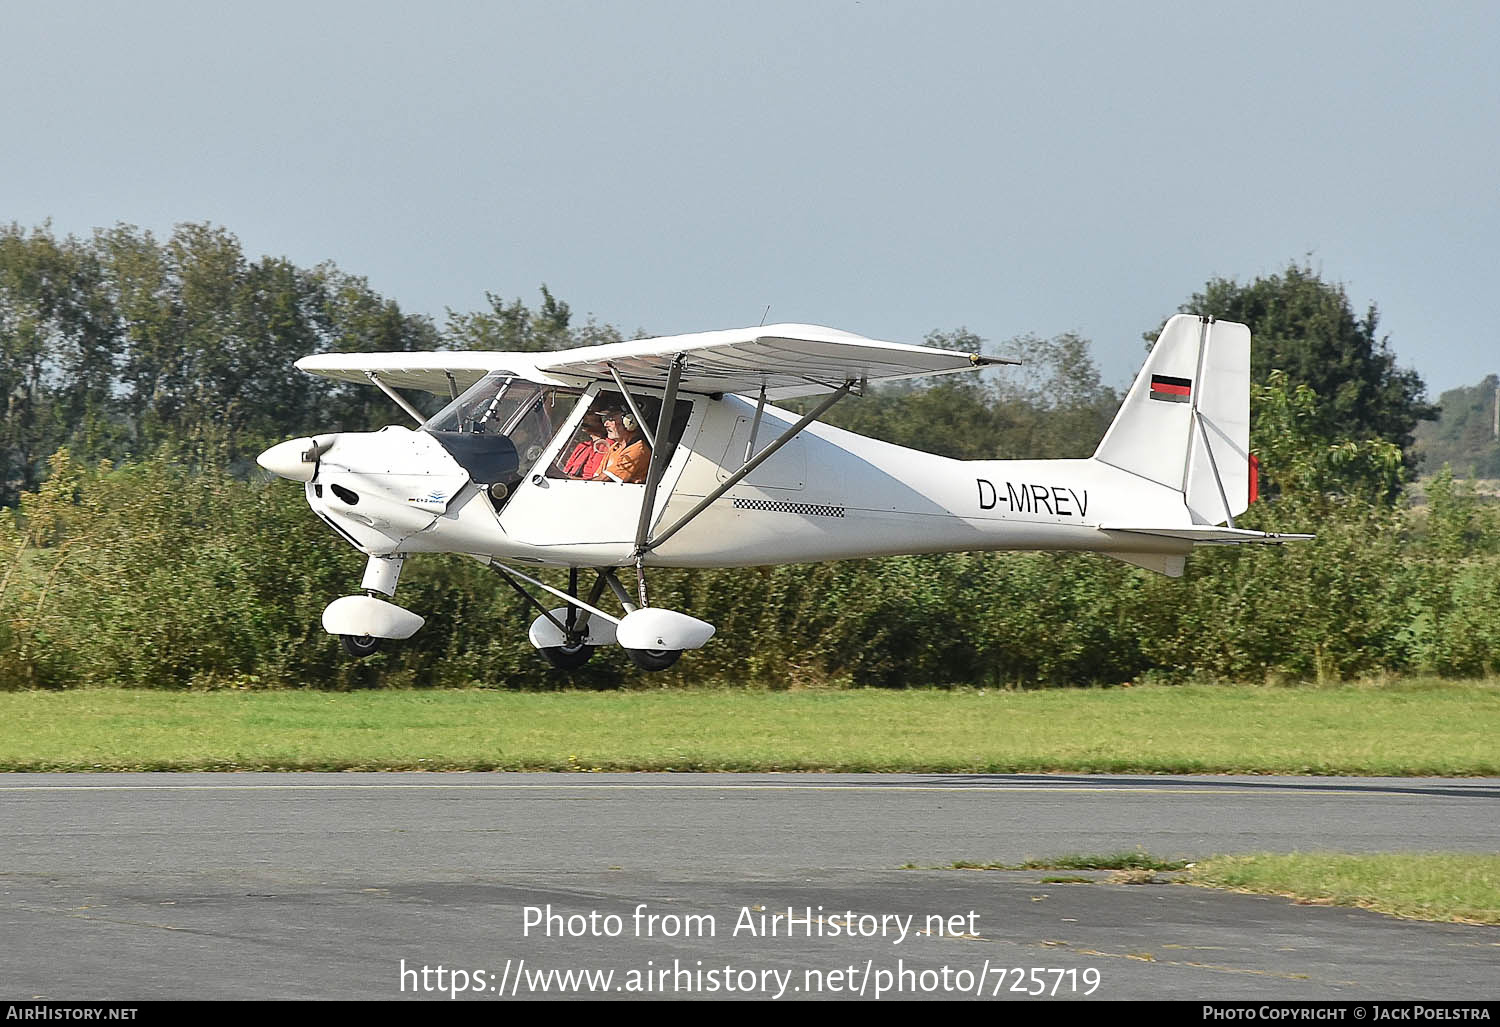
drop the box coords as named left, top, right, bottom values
left=560, top=412, right=610, bottom=478
left=590, top=406, right=652, bottom=483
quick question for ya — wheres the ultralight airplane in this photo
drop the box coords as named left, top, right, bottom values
left=257, top=314, right=1311, bottom=671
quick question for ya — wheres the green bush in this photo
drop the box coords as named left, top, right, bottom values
left=2, top=445, right=1496, bottom=691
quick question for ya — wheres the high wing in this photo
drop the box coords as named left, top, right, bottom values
left=533, top=323, right=1015, bottom=398
left=293, top=351, right=522, bottom=395
left=294, top=323, right=1015, bottom=400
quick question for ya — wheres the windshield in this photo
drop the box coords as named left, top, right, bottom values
left=422, top=371, right=529, bottom=434
left=422, top=372, right=580, bottom=483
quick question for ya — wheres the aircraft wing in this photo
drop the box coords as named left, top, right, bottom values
left=533, top=323, right=1017, bottom=398
left=294, top=352, right=521, bottom=395
left=292, top=324, right=1015, bottom=400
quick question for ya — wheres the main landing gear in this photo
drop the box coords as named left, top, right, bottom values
left=625, top=648, right=681, bottom=672
left=538, top=640, right=595, bottom=670
left=488, top=561, right=712, bottom=673
left=323, top=556, right=710, bottom=672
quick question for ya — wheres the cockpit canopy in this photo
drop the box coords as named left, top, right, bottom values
left=423, top=372, right=579, bottom=485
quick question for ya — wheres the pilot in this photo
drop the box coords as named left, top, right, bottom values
left=561, top=412, right=610, bottom=478
left=590, top=406, right=652, bottom=484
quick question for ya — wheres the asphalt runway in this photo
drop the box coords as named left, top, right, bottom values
left=2, top=773, right=1497, bottom=1001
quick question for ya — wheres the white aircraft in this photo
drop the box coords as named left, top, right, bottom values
left=258, top=314, right=1310, bottom=671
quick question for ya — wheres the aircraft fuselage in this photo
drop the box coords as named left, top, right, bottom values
left=302, top=387, right=1196, bottom=572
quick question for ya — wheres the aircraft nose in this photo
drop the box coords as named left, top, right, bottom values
left=257, top=435, right=334, bottom=482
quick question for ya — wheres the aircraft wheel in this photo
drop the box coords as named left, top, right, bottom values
left=626, top=648, right=681, bottom=672
left=340, top=633, right=383, bottom=658
left=539, top=643, right=595, bottom=670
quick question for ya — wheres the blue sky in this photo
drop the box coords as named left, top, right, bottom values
left=3, top=1, right=1496, bottom=397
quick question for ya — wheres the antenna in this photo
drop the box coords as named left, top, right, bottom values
left=759, top=304, right=771, bottom=327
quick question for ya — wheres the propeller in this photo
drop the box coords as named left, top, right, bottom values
left=256, top=434, right=338, bottom=482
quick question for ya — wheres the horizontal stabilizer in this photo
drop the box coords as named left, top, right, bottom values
left=1100, top=525, right=1315, bottom=544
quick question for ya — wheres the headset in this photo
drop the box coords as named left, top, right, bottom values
left=602, top=401, right=636, bottom=433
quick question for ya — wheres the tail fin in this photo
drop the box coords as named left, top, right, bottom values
left=1093, top=315, right=1251, bottom=525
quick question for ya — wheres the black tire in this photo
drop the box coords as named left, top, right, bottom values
left=626, top=648, right=681, bottom=672
left=340, top=633, right=382, bottom=658
left=539, top=643, right=595, bottom=670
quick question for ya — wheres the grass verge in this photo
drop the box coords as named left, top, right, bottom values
left=939, top=852, right=1500, bottom=925
left=0, top=680, right=1496, bottom=773
left=1189, top=852, right=1500, bottom=925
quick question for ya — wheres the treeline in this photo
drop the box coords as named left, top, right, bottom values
left=1416, top=375, right=1500, bottom=478
left=3, top=226, right=1487, bottom=689
left=0, top=222, right=625, bottom=505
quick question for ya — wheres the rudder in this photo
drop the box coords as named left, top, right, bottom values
left=1092, top=314, right=1251, bottom=525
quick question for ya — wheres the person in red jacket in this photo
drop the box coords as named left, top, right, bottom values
left=560, top=412, right=610, bottom=478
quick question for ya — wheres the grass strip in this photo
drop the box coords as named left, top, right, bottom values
left=931, top=853, right=1191, bottom=871
left=1189, top=852, right=1500, bottom=925
left=938, top=852, right=1500, bottom=924
left=1017, top=852, right=1192, bottom=871
left=0, top=680, right=1494, bottom=774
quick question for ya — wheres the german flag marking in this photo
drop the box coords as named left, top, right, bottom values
left=1149, top=374, right=1192, bottom=403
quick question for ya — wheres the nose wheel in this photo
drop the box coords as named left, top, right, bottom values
left=326, top=557, right=415, bottom=660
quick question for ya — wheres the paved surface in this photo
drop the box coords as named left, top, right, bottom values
left=2, top=773, right=1497, bottom=1000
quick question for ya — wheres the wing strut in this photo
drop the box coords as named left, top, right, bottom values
left=632, top=353, right=686, bottom=601
left=606, top=362, right=657, bottom=449
left=364, top=372, right=426, bottom=426
left=744, top=382, right=767, bottom=465
left=640, top=382, right=851, bottom=555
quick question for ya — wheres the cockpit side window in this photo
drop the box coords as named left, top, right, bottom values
left=508, top=389, right=579, bottom=470
left=548, top=390, right=692, bottom=483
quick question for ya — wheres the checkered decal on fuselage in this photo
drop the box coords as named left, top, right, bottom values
left=732, top=498, right=845, bottom=517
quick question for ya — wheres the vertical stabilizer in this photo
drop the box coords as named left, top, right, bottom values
left=1092, top=315, right=1251, bottom=525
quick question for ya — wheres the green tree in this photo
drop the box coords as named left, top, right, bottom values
left=1414, top=376, right=1500, bottom=478
left=309, top=263, right=442, bottom=432
left=443, top=285, right=576, bottom=352
left=0, top=224, right=121, bottom=503
left=100, top=223, right=442, bottom=446
left=1248, top=371, right=1404, bottom=516
left=990, top=332, right=1118, bottom=458
left=820, top=329, right=1116, bottom=461
left=1171, top=263, right=1435, bottom=464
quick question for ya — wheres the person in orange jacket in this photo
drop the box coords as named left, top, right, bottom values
left=590, top=406, right=652, bottom=483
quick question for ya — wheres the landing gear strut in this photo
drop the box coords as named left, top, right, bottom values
left=535, top=567, right=607, bottom=670
left=331, top=555, right=409, bottom=660
left=490, top=562, right=696, bottom=673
